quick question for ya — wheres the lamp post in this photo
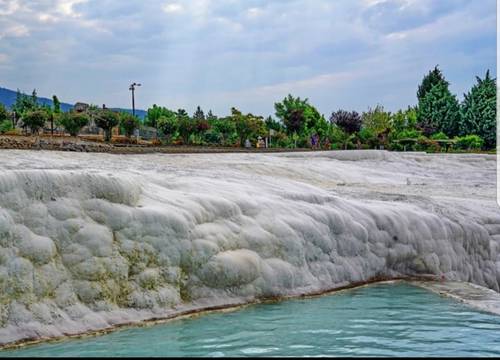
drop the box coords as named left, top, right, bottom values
left=129, top=82, right=141, bottom=117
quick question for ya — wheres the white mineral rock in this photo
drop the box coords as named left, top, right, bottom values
left=0, top=150, right=498, bottom=346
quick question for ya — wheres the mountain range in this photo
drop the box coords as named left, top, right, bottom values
left=0, top=86, right=147, bottom=119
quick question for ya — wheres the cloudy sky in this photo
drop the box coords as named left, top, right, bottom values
left=0, top=0, right=496, bottom=117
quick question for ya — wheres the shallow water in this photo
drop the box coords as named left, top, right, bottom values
left=2, top=283, right=500, bottom=357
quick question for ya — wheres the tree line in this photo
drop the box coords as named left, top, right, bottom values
left=0, top=65, right=496, bottom=151
left=0, top=90, right=140, bottom=142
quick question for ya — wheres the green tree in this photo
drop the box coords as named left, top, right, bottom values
left=0, top=104, right=8, bottom=123
left=417, top=82, right=460, bottom=137
left=177, top=109, right=193, bottom=144
left=0, top=104, right=12, bottom=134
left=362, top=105, right=392, bottom=136
left=391, top=106, right=417, bottom=134
left=59, top=112, right=89, bottom=136
left=312, top=114, right=330, bottom=141
left=274, top=94, right=321, bottom=136
left=157, top=109, right=179, bottom=143
left=193, top=106, right=205, bottom=121
left=52, top=95, right=61, bottom=114
left=120, top=112, right=140, bottom=138
left=329, top=126, right=356, bottom=150
left=12, top=89, right=38, bottom=117
left=265, top=116, right=283, bottom=132
left=0, top=121, right=12, bottom=134
left=206, top=110, right=218, bottom=122
left=358, top=127, right=378, bottom=149
left=460, top=70, right=496, bottom=148
left=30, top=89, right=38, bottom=107
left=231, top=107, right=266, bottom=146
left=192, top=106, right=209, bottom=138
left=211, top=117, right=236, bottom=146
left=49, top=95, right=61, bottom=135
left=145, top=104, right=172, bottom=129
left=22, top=110, right=48, bottom=134
left=95, top=110, right=119, bottom=142
left=417, top=65, right=449, bottom=102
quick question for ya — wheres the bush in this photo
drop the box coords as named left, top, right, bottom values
left=0, top=120, right=13, bottom=134
left=59, top=112, right=89, bottom=136
left=454, top=135, right=484, bottom=150
left=390, top=142, right=404, bottom=151
left=394, top=129, right=420, bottom=140
left=203, top=129, right=222, bottom=145
left=415, top=136, right=440, bottom=152
left=430, top=132, right=449, bottom=140
left=358, top=127, right=378, bottom=148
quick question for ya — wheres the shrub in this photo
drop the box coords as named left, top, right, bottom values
left=390, top=142, right=404, bottom=151
left=203, top=129, right=222, bottom=145
left=394, top=129, right=420, bottom=140
left=430, top=132, right=449, bottom=140
left=59, top=112, right=89, bottom=136
left=358, top=127, right=378, bottom=148
left=454, top=135, right=484, bottom=150
left=195, top=119, right=210, bottom=135
left=415, top=136, right=441, bottom=152
left=0, top=120, right=13, bottom=134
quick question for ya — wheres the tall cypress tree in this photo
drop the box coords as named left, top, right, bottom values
left=460, top=70, right=496, bottom=148
left=417, top=82, right=460, bottom=137
left=206, top=110, right=217, bottom=122
left=417, top=65, right=449, bottom=102
left=192, top=106, right=205, bottom=121
left=52, top=95, right=61, bottom=114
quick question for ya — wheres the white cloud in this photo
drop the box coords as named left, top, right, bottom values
left=0, top=24, right=29, bottom=39
left=246, top=7, right=264, bottom=19
left=162, top=2, right=184, bottom=14
left=0, top=0, right=21, bottom=16
left=57, top=0, right=87, bottom=17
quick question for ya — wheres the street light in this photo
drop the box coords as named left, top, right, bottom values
left=129, top=82, right=141, bottom=117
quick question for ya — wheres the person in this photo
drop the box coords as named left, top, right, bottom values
left=244, top=138, right=251, bottom=148
left=314, top=134, right=320, bottom=150
left=311, top=134, right=316, bottom=149
left=323, top=137, right=330, bottom=150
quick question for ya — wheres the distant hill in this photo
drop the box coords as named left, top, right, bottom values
left=0, top=86, right=147, bottom=120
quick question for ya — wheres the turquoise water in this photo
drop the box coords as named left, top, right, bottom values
left=2, top=283, right=500, bottom=357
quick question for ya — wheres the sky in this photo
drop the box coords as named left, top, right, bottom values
left=0, top=0, right=496, bottom=117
